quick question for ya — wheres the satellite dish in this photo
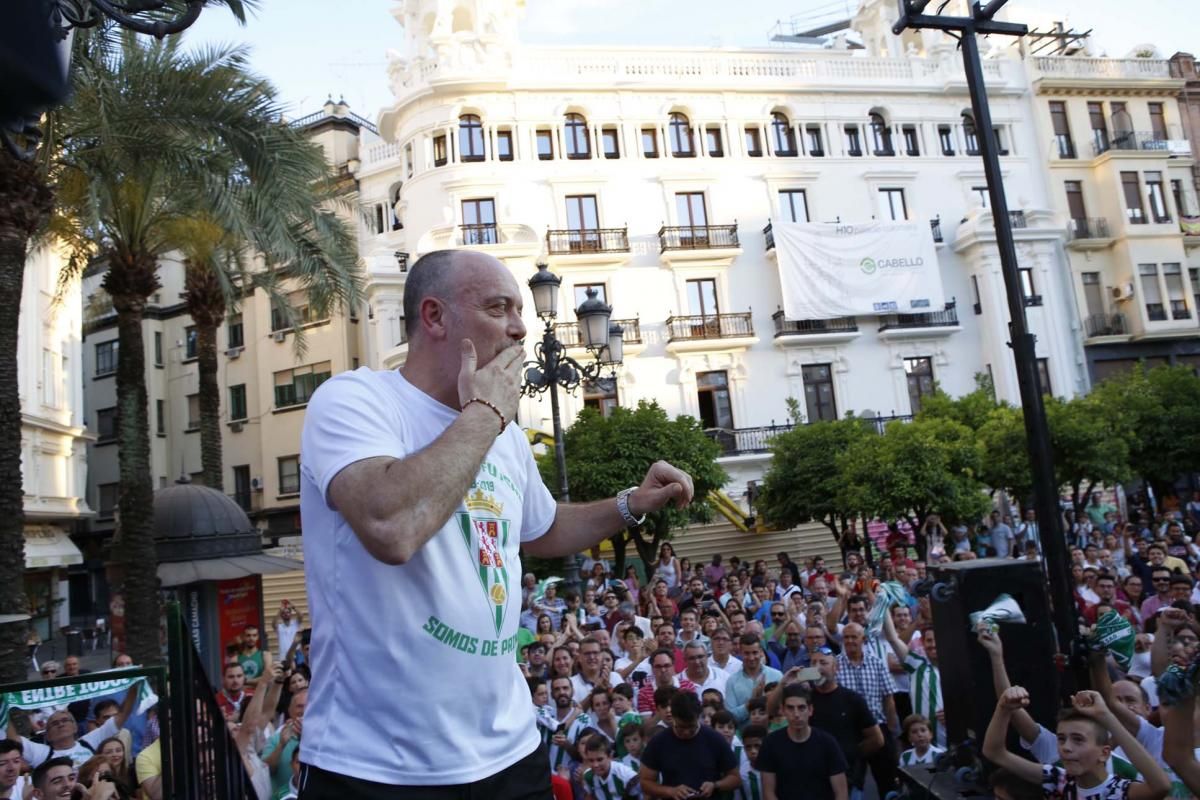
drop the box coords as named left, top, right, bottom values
left=860, top=408, right=878, bottom=419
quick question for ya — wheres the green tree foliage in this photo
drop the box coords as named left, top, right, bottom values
left=757, top=417, right=875, bottom=543
left=536, top=401, right=728, bottom=577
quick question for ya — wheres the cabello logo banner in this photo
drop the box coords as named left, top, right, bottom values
left=774, top=220, right=946, bottom=320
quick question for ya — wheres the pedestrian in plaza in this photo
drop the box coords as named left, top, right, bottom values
left=757, top=685, right=848, bottom=800
left=297, top=249, right=694, bottom=797
left=638, top=692, right=740, bottom=799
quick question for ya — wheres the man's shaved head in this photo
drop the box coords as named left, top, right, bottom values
left=404, top=249, right=462, bottom=337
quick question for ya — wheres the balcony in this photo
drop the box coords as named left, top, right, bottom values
left=772, top=310, right=860, bottom=345
left=665, top=312, right=757, bottom=353
left=877, top=303, right=961, bottom=338
left=930, top=217, right=944, bottom=244
left=460, top=223, right=498, bottom=246
left=1084, top=312, right=1127, bottom=339
left=705, top=414, right=916, bottom=456
left=1066, top=218, right=1113, bottom=251
left=1008, top=210, right=1028, bottom=229
left=1092, top=131, right=1176, bottom=157
left=546, top=227, right=629, bottom=255
left=553, top=318, right=643, bottom=352
left=658, top=224, right=742, bottom=266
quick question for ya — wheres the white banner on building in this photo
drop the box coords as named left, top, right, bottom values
left=774, top=220, right=945, bottom=320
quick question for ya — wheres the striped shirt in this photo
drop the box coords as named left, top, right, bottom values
left=737, top=760, right=764, bottom=800
left=902, top=652, right=944, bottom=747
left=900, top=745, right=946, bottom=766
left=546, top=710, right=594, bottom=770
left=618, top=753, right=641, bottom=773
left=583, top=760, right=641, bottom=799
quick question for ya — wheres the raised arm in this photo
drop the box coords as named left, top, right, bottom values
left=981, top=687, right=1046, bottom=785
left=977, top=629, right=1042, bottom=744
left=1073, top=691, right=1170, bottom=800
left=1087, top=651, right=1140, bottom=736
left=1153, top=608, right=1190, bottom=676
left=881, top=610, right=910, bottom=663
left=1162, top=694, right=1200, bottom=796
left=114, top=679, right=140, bottom=729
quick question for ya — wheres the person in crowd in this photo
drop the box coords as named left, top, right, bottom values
left=262, top=689, right=307, bottom=799
left=766, top=622, right=807, bottom=672
left=727, top=636, right=782, bottom=725
left=0, top=739, right=27, bottom=800
left=237, top=625, right=273, bottom=689
left=639, top=692, right=740, bottom=799
left=272, top=600, right=304, bottom=664
left=216, top=662, right=253, bottom=720
left=709, top=628, right=742, bottom=675
left=581, top=734, right=641, bottom=800
left=9, top=688, right=138, bottom=770
left=757, top=685, right=848, bottom=800
left=681, top=641, right=728, bottom=699
left=30, top=756, right=86, bottom=800
left=637, top=649, right=697, bottom=715
left=704, top=556, right=726, bottom=592
left=898, top=714, right=945, bottom=766
left=653, top=544, right=682, bottom=593
left=881, top=611, right=943, bottom=747
left=738, top=724, right=768, bottom=800
left=573, top=637, right=625, bottom=703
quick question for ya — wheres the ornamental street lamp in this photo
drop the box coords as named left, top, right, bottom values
left=523, top=263, right=624, bottom=591
left=892, top=0, right=1080, bottom=695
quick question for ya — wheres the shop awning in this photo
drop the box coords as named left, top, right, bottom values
left=157, top=553, right=305, bottom=588
left=24, top=525, right=83, bottom=570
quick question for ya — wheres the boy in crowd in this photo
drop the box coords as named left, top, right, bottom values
left=581, top=734, right=642, bottom=799
left=747, top=698, right=770, bottom=730
left=737, top=725, right=768, bottom=800
left=617, top=722, right=645, bottom=772
left=757, top=685, right=848, bottom=800
left=982, top=687, right=1170, bottom=800
left=899, top=714, right=945, bottom=766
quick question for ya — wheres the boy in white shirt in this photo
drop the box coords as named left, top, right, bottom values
left=899, top=714, right=946, bottom=766
left=581, top=734, right=641, bottom=799
left=736, top=724, right=768, bottom=800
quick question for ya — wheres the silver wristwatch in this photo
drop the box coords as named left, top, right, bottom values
left=616, top=486, right=646, bottom=527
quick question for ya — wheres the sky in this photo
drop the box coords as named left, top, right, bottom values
left=181, top=0, right=1200, bottom=124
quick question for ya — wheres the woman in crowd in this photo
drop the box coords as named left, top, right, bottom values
left=653, top=543, right=681, bottom=591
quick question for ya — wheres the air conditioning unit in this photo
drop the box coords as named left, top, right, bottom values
left=1111, top=283, right=1135, bottom=302
left=225, top=347, right=242, bottom=359
left=250, top=477, right=264, bottom=492
left=272, top=331, right=287, bottom=343
left=229, top=421, right=244, bottom=433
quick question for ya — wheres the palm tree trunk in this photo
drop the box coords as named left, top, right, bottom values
left=0, top=151, right=53, bottom=681
left=105, top=252, right=162, bottom=665
left=185, top=261, right=225, bottom=490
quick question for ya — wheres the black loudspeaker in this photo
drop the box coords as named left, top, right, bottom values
left=928, top=558, right=1059, bottom=746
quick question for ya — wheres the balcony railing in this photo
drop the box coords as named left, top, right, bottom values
left=1068, top=217, right=1110, bottom=240
left=553, top=318, right=642, bottom=348
left=930, top=217, right=943, bottom=243
left=705, top=414, right=915, bottom=455
left=666, top=312, right=754, bottom=342
left=764, top=222, right=775, bottom=251
left=1084, top=312, right=1127, bottom=337
left=1054, top=134, right=1077, bottom=159
left=1008, top=209, right=1028, bottom=229
left=546, top=227, right=630, bottom=255
left=772, top=310, right=858, bottom=336
left=659, top=224, right=739, bottom=252
left=461, top=223, right=498, bottom=245
left=1092, top=130, right=1171, bottom=156
left=877, top=303, right=959, bottom=332
left=394, top=251, right=409, bottom=272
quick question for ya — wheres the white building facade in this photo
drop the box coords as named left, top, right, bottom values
left=353, top=0, right=1088, bottom=500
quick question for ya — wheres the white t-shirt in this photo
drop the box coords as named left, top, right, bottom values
left=299, top=369, right=557, bottom=785
left=276, top=617, right=300, bottom=662
left=571, top=672, right=626, bottom=705
left=22, top=717, right=118, bottom=768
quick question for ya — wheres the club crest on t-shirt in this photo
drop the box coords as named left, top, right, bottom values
left=459, top=488, right=512, bottom=637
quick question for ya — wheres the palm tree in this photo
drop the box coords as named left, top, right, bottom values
left=52, top=34, right=361, bottom=664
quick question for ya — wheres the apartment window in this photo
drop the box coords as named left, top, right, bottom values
left=232, top=466, right=252, bottom=510
left=705, top=126, right=724, bottom=157
left=1146, top=171, right=1170, bottom=222
left=642, top=127, right=659, bottom=158
left=1049, top=101, right=1075, bottom=158
left=844, top=124, right=863, bottom=157
left=675, top=193, right=708, bottom=247
left=601, top=127, right=620, bottom=159
left=806, top=125, right=824, bottom=157
left=583, top=378, right=619, bottom=418
left=536, top=129, right=554, bottom=160
left=686, top=278, right=719, bottom=317
left=156, top=399, right=164, bottom=435
left=1191, top=269, right=1200, bottom=317
left=904, top=357, right=935, bottom=413
left=225, top=314, right=243, bottom=350
left=696, top=371, right=733, bottom=430
left=962, top=113, right=979, bottom=154
left=869, top=113, right=893, bottom=155
left=278, top=456, right=300, bottom=495
left=1036, top=359, right=1052, bottom=396
left=802, top=364, right=837, bottom=422
left=433, top=133, right=448, bottom=167
left=744, top=126, right=763, bottom=157
left=1149, top=102, right=1168, bottom=141
left=878, top=188, right=908, bottom=221
left=1065, top=181, right=1087, bottom=224
left=404, top=142, right=414, bottom=177
left=274, top=361, right=332, bottom=408
left=1020, top=268, right=1040, bottom=305
left=1081, top=272, right=1105, bottom=318
left=1122, top=172, right=1146, bottom=224
left=1164, top=263, right=1189, bottom=319
left=1088, top=102, right=1109, bottom=153
left=96, top=407, right=117, bottom=442
left=182, top=326, right=197, bottom=359
left=972, top=185, right=989, bottom=208
left=779, top=190, right=809, bottom=223
left=271, top=289, right=323, bottom=332
left=902, top=125, right=919, bottom=156
left=771, top=113, right=797, bottom=156
left=98, top=483, right=118, bottom=519
left=938, top=125, right=955, bottom=156
left=565, top=195, right=600, bottom=250
left=574, top=283, right=607, bottom=309
left=152, top=331, right=163, bottom=366
left=1139, top=263, right=1166, bottom=321
left=95, top=340, right=118, bottom=376
left=229, top=384, right=247, bottom=421
left=186, top=394, right=200, bottom=430
left=971, top=275, right=982, bottom=315
left=1172, top=179, right=1188, bottom=218
left=669, top=113, right=694, bottom=157
left=564, top=113, right=590, bottom=159
left=461, top=198, right=497, bottom=245
left=496, top=129, right=514, bottom=161
left=993, top=126, right=1009, bottom=155
left=459, top=114, right=485, bottom=161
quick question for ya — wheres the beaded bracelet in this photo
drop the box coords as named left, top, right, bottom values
left=464, top=397, right=506, bottom=436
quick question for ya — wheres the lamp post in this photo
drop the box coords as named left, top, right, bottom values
left=523, top=263, right=624, bottom=592
left=892, top=0, right=1081, bottom=694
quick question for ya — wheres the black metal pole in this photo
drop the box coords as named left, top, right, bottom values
left=959, top=27, right=1081, bottom=690
left=543, top=322, right=581, bottom=592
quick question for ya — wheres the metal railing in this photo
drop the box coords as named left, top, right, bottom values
left=394, top=251, right=410, bottom=272
left=553, top=318, right=642, bottom=348
left=1008, top=209, right=1028, bottom=229
left=1084, top=312, right=1126, bottom=337
left=764, top=222, right=775, bottom=251
left=705, top=414, right=916, bottom=456
left=930, top=217, right=943, bottom=243
left=1068, top=217, right=1110, bottom=240
left=878, top=303, right=959, bottom=332
left=1093, top=130, right=1171, bottom=156
left=658, top=224, right=739, bottom=252
left=461, top=223, right=498, bottom=245
left=666, top=312, right=754, bottom=341
left=772, top=310, right=858, bottom=336
left=546, top=227, right=630, bottom=254
left=1053, top=134, right=1077, bottom=159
